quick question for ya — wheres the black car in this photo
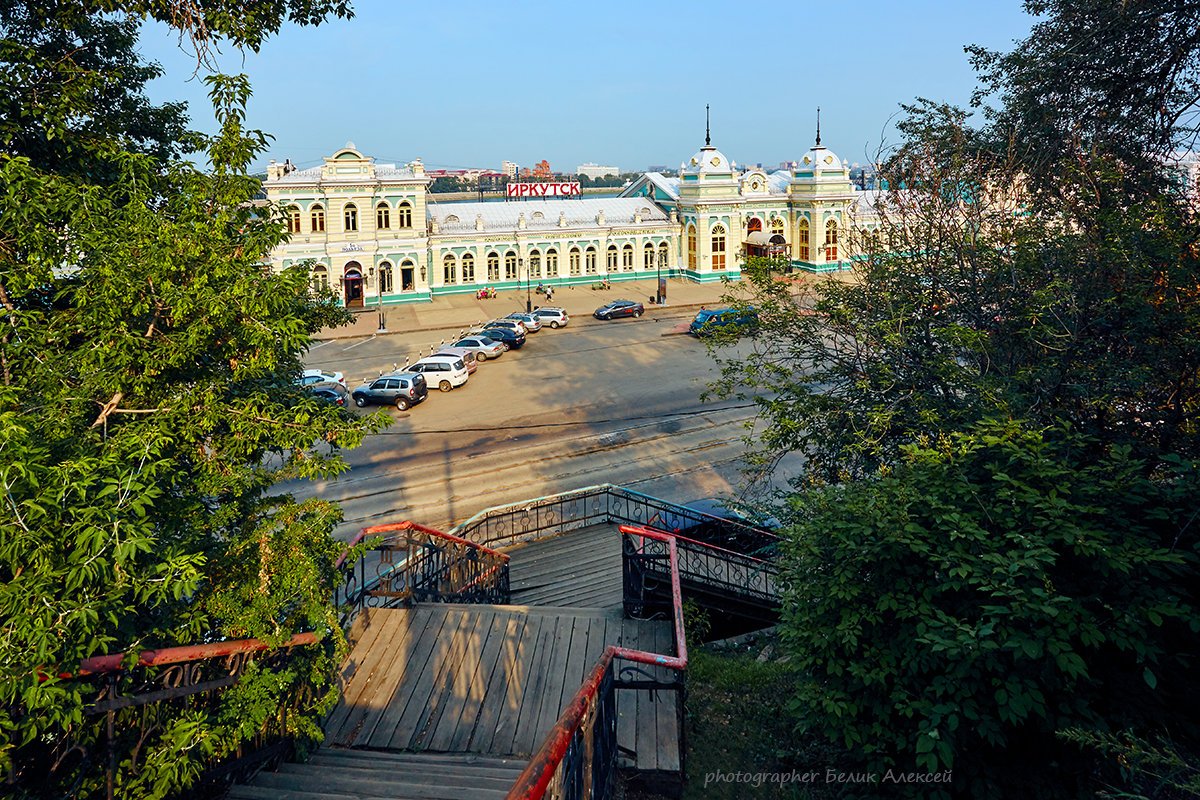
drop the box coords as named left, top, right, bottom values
left=350, top=372, right=429, bottom=410
left=593, top=299, right=644, bottom=320
left=479, top=325, right=526, bottom=349
left=309, top=384, right=349, bottom=407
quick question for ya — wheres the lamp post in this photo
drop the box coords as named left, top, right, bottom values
left=522, top=256, right=530, bottom=312
left=656, top=247, right=667, bottom=306
left=375, top=268, right=387, bottom=333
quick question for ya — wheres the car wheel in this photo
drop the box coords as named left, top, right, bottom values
left=439, top=380, right=452, bottom=392
left=634, top=309, right=642, bottom=318
left=354, top=395, right=366, bottom=407
left=394, top=396, right=410, bottom=411
left=476, top=352, right=487, bottom=362
left=550, top=321, right=560, bottom=329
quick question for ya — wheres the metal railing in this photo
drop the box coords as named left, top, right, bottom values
left=627, top=530, right=779, bottom=609
left=16, top=634, right=323, bottom=800
left=506, top=525, right=688, bottom=800
left=335, top=521, right=510, bottom=626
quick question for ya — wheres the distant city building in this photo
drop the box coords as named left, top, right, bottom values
left=532, top=160, right=553, bottom=178
left=576, top=163, right=620, bottom=179
left=501, top=160, right=518, bottom=178
left=262, top=131, right=879, bottom=308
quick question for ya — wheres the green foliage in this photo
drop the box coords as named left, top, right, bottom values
left=781, top=423, right=1200, bottom=798
left=0, top=1, right=387, bottom=796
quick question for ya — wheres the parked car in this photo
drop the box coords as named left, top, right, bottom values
left=433, top=346, right=477, bottom=374
left=351, top=372, right=428, bottom=410
left=532, top=307, right=569, bottom=328
left=688, top=307, right=758, bottom=337
left=593, top=300, right=644, bottom=320
left=485, top=318, right=526, bottom=335
left=476, top=326, right=526, bottom=349
left=504, top=312, right=542, bottom=332
left=451, top=336, right=507, bottom=360
left=309, top=384, right=349, bottom=406
left=408, top=355, right=470, bottom=391
left=298, top=368, right=345, bottom=387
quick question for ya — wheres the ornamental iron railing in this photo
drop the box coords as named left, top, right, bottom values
left=335, top=521, right=510, bottom=627
left=14, top=634, right=323, bottom=800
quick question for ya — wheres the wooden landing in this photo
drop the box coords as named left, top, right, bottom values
left=504, top=524, right=623, bottom=611
left=228, top=749, right=526, bottom=800
left=326, top=605, right=679, bottom=772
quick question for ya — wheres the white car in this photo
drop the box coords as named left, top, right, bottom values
left=298, top=368, right=344, bottom=387
left=407, top=355, right=469, bottom=392
left=532, top=307, right=569, bottom=328
left=504, top=312, right=542, bottom=332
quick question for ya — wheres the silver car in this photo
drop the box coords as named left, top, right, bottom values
left=504, top=312, right=542, bottom=332
left=451, top=335, right=507, bottom=359
left=532, top=307, right=569, bottom=328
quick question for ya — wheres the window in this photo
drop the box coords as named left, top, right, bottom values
left=398, top=202, right=413, bottom=229
left=546, top=248, right=559, bottom=277
left=712, top=224, right=726, bottom=271
left=644, top=242, right=654, bottom=271
left=378, top=261, right=393, bottom=293
left=659, top=242, right=669, bottom=270
left=286, top=205, right=301, bottom=234
left=505, top=251, right=517, bottom=280
left=622, top=243, right=634, bottom=271
left=825, top=219, right=838, bottom=261
left=529, top=250, right=541, bottom=278
left=586, top=246, right=598, bottom=274
left=462, top=252, right=475, bottom=282
left=443, top=253, right=456, bottom=284
left=343, top=203, right=358, bottom=232
left=747, top=217, right=762, bottom=233
left=687, top=224, right=696, bottom=269
left=798, top=218, right=810, bottom=257
left=312, top=265, right=329, bottom=291
left=401, top=259, right=416, bottom=290
left=569, top=247, right=581, bottom=276
left=487, top=251, right=500, bottom=281
left=771, top=217, right=785, bottom=236
left=311, top=204, right=325, bottom=233
left=607, top=245, right=618, bottom=272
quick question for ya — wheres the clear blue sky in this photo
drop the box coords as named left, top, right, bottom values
left=137, top=0, right=1037, bottom=174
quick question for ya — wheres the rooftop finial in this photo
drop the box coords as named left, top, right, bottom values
left=705, top=104, right=711, bottom=147
left=816, top=106, right=821, bottom=147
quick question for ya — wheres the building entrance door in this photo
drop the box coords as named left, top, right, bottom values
left=344, top=265, right=364, bottom=307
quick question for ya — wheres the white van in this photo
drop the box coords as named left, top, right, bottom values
left=408, top=355, right=469, bottom=392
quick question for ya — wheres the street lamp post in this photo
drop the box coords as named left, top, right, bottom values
left=656, top=248, right=667, bottom=306
left=522, top=257, right=530, bottom=312
left=375, top=268, right=387, bottom=333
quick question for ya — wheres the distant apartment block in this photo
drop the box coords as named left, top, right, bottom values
left=501, top=161, right=518, bottom=178
left=576, top=163, right=619, bottom=179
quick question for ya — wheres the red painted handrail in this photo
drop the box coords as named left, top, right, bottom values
left=505, top=525, right=688, bottom=799
left=335, top=520, right=510, bottom=569
left=67, top=631, right=321, bottom=678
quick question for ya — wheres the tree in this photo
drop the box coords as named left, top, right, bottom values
left=781, top=423, right=1200, bottom=799
left=0, top=1, right=390, bottom=796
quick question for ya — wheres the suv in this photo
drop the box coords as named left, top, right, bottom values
left=433, top=346, right=477, bottom=374
left=408, top=355, right=470, bottom=392
left=532, top=307, right=569, bottom=328
left=689, top=307, right=758, bottom=337
left=351, top=372, right=428, bottom=410
left=504, top=312, right=542, bottom=332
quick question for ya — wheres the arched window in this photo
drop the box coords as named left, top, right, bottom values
left=487, top=251, right=500, bottom=281
left=711, top=224, right=727, bottom=271
left=658, top=242, right=669, bottom=270
left=529, top=250, right=541, bottom=278
left=687, top=224, right=697, bottom=269
left=747, top=217, right=762, bottom=233
left=443, top=253, right=457, bottom=284
left=622, top=243, right=634, bottom=271
left=378, top=261, right=393, bottom=293
left=311, top=204, right=325, bottom=233
left=376, top=202, right=390, bottom=230
left=606, top=245, right=618, bottom=272
left=504, top=251, right=517, bottom=280
left=546, top=248, right=559, bottom=277
left=398, top=202, right=413, bottom=229
left=585, top=246, right=598, bottom=274
left=569, top=247, right=581, bottom=276
left=798, top=218, right=810, bottom=257
left=311, top=265, right=329, bottom=291
left=825, top=219, right=838, bottom=261
left=644, top=242, right=654, bottom=271
left=286, top=205, right=301, bottom=234
left=461, top=252, right=476, bottom=282
left=400, top=259, right=416, bottom=291
left=343, top=203, right=358, bottom=232
left=771, top=217, right=785, bottom=236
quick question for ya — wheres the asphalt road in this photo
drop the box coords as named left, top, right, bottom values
left=277, top=308, right=788, bottom=538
